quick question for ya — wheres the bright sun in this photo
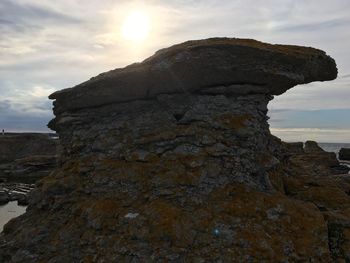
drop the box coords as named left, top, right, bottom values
left=122, top=11, right=150, bottom=42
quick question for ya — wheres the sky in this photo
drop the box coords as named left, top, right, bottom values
left=0, top=0, right=349, bottom=142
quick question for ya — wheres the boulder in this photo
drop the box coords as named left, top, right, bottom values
left=282, top=142, right=304, bottom=155
left=0, top=191, right=9, bottom=205
left=0, top=38, right=345, bottom=262
left=339, top=148, right=350, bottom=161
left=0, top=183, right=35, bottom=206
left=17, top=195, right=29, bottom=206
left=304, top=140, right=325, bottom=153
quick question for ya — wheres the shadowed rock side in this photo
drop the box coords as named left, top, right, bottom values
left=1, top=38, right=349, bottom=262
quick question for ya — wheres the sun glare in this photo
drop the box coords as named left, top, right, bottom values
left=122, top=11, right=150, bottom=42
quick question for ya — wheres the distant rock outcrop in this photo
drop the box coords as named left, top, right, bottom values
left=339, top=148, right=350, bottom=161
left=283, top=141, right=349, bottom=176
left=0, top=183, right=35, bottom=206
left=2, top=38, right=350, bottom=262
left=304, top=140, right=325, bottom=153
left=0, top=134, right=58, bottom=183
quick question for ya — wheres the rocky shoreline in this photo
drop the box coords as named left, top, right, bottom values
left=0, top=183, right=34, bottom=206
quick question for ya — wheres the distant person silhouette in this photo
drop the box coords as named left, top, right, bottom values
left=2, top=129, right=4, bottom=135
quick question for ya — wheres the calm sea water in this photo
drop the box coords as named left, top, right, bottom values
left=0, top=201, right=26, bottom=232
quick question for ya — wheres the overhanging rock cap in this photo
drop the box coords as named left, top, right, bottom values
left=49, top=38, right=337, bottom=113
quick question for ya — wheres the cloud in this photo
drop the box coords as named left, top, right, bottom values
left=0, top=0, right=80, bottom=29
left=271, top=18, right=349, bottom=32
left=0, top=82, right=54, bottom=117
left=29, top=86, right=56, bottom=98
left=0, top=96, right=52, bottom=132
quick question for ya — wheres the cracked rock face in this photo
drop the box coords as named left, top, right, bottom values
left=1, top=38, right=346, bottom=262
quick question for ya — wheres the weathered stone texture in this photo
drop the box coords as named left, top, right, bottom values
left=1, top=38, right=348, bottom=262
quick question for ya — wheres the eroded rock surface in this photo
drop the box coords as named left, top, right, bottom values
left=1, top=38, right=348, bottom=262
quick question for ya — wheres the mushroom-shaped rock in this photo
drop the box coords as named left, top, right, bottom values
left=49, top=38, right=337, bottom=113
left=1, top=38, right=345, bottom=262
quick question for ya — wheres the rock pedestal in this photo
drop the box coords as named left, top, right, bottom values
left=2, top=38, right=350, bottom=262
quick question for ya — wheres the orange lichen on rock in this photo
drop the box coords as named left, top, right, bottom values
left=207, top=185, right=330, bottom=261
left=217, top=113, right=252, bottom=130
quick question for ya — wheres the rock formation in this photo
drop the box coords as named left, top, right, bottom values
left=0, top=133, right=58, bottom=183
left=1, top=38, right=350, bottom=262
left=304, top=140, right=325, bottom=153
left=284, top=141, right=350, bottom=176
left=0, top=183, right=35, bottom=206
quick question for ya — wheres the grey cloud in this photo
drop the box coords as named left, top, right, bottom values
left=20, top=100, right=52, bottom=112
left=0, top=0, right=80, bottom=32
left=0, top=0, right=80, bottom=23
left=0, top=98, right=53, bottom=132
left=0, top=18, right=14, bottom=25
left=0, top=114, right=52, bottom=132
left=0, top=100, right=12, bottom=112
left=276, top=18, right=349, bottom=32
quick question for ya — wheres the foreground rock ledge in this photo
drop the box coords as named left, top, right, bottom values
left=2, top=38, right=350, bottom=262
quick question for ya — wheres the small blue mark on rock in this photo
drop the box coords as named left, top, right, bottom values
left=213, top=228, right=220, bottom=236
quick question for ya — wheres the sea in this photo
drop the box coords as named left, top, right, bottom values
left=0, top=201, right=26, bottom=232
left=0, top=142, right=349, bottom=233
